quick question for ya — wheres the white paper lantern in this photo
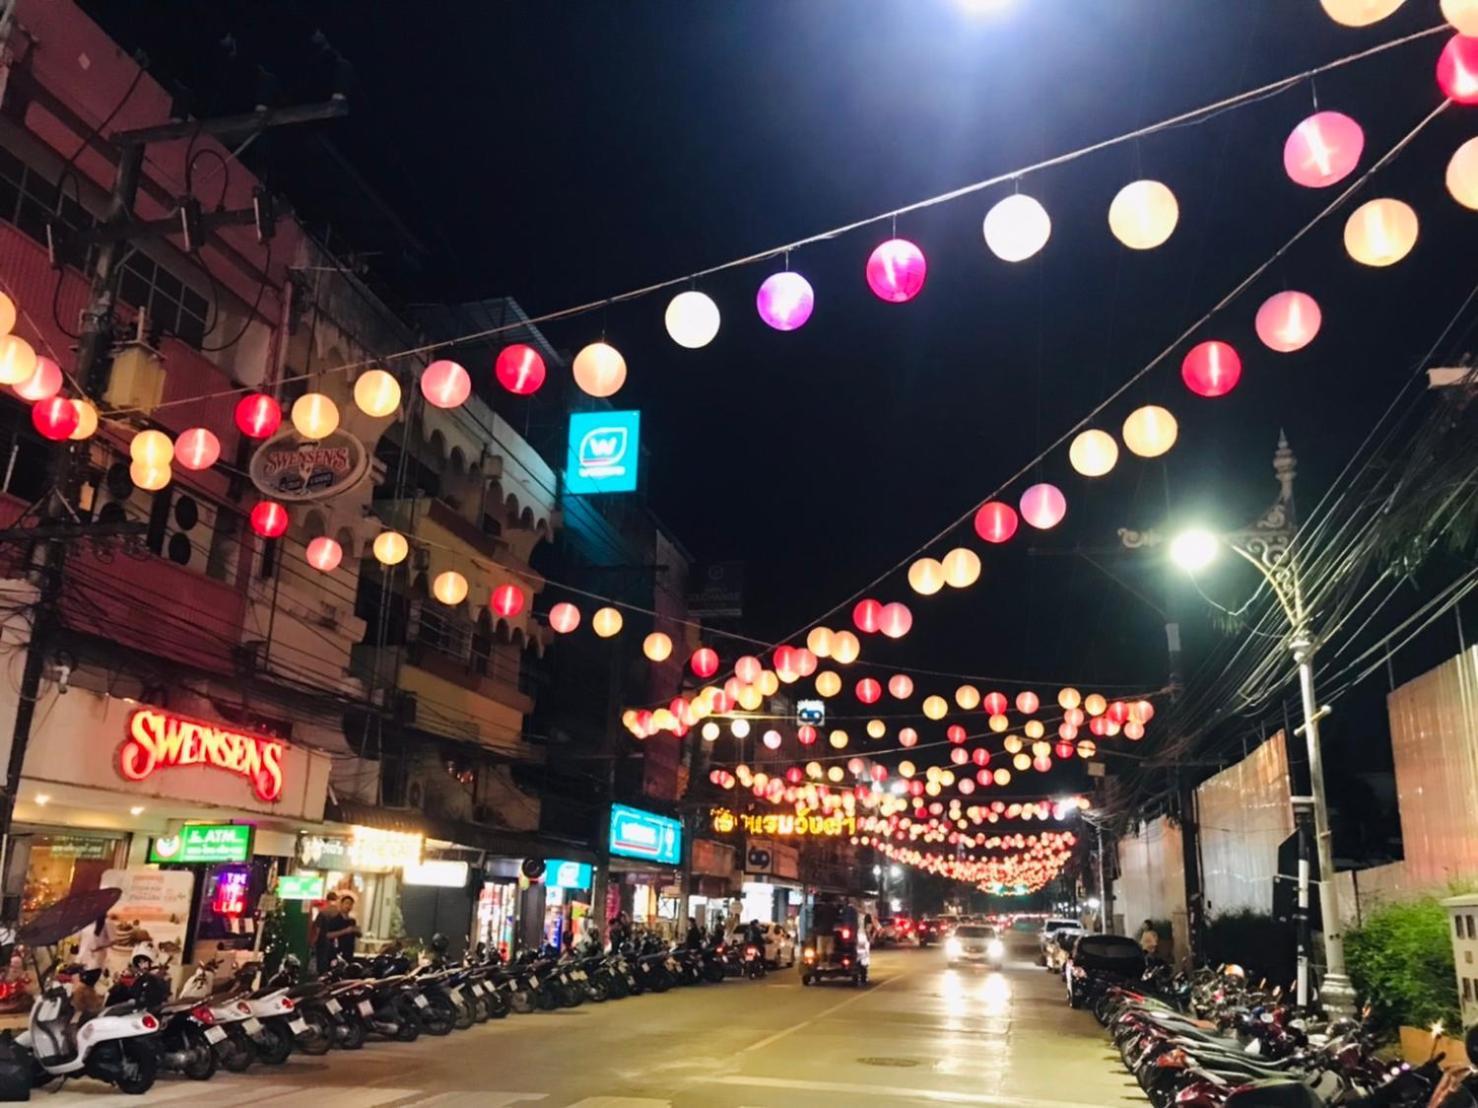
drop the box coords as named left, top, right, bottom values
left=1344, top=198, right=1418, bottom=267
left=1107, top=180, right=1179, bottom=250
left=664, top=291, right=720, bottom=349
left=1320, top=0, right=1404, bottom=26
left=1069, top=429, right=1119, bottom=477
left=1122, top=406, right=1179, bottom=458
left=1446, top=137, right=1478, bottom=211
left=982, top=194, right=1051, bottom=262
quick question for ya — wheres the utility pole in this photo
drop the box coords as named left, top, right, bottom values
left=1291, top=795, right=1315, bottom=1008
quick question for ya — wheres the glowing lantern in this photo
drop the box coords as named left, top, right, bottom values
left=664, top=291, right=721, bottom=349
left=1032, top=755, right=1052, bottom=773
left=807, top=627, right=834, bottom=657
left=899, top=727, right=919, bottom=747
left=1108, top=180, right=1178, bottom=250
left=899, top=761, right=917, bottom=779
left=762, top=729, right=783, bottom=751
left=994, top=768, right=1011, bottom=786
left=593, top=607, right=623, bottom=637
left=1180, top=340, right=1242, bottom=399
left=856, top=677, right=882, bottom=704
left=690, top=647, right=719, bottom=678
left=572, top=342, right=627, bottom=398
left=796, top=648, right=818, bottom=677
left=908, top=557, right=945, bottom=595
left=972, top=748, right=991, bottom=767
left=1016, top=691, right=1039, bottom=714
left=878, top=602, right=912, bottom=639
left=950, top=748, right=969, bottom=767
left=1131, top=699, right=1156, bottom=724
left=815, top=671, right=842, bottom=697
left=1065, top=707, right=1085, bottom=726
left=291, top=392, right=339, bottom=439
left=305, top=536, right=343, bottom=572
left=798, top=725, right=818, bottom=745
left=882, top=674, right=909, bottom=701
left=1446, top=0, right=1478, bottom=33
left=982, top=691, right=1008, bottom=716
left=736, top=655, right=763, bottom=684
left=433, top=571, right=469, bottom=605
left=947, top=724, right=968, bottom=744
left=372, top=531, right=409, bottom=566
left=130, top=430, right=174, bottom=468
left=753, top=669, right=776, bottom=695
left=0, top=293, right=12, bottom=336
left=1124, top=721, right=1145, bottom=741
left=956, top=685, right=981, bottom=711
left=922, top=695, right=948, bottom=720
left=1013, top=753, right=1031, bottom=771
left=491, top=583, right=525, bottom=618
left=174, top=428, right=220, bottom=471
left=69, top=400, right=97, bottom=441
left=941, top=547, right=981, bottom=588
left=1107, top=700, right=1130, bottom=725
left=867, top=719, right=887, bottom=739
left=32, top=396, right=78, bottom=441
left=1344, top=199, right=1418, bottom=267
left=988, top=714, right=1009, bottom=733
left=1255, top=291, right=1322, bottom=353
left=1283, top=112, right=1364, bottom=188
left=14, top=356, right=62, bottom=401
left=831, top=631, right=861, bottom=664
left=1025, top=719, right=1045, bottom=739
left=421, top=359, right=472, bottom=408
left=1077, top=740, right=1097, bottom=759
left=974, top=501, right=1018, bottom=544
left=643, top=632, right=673, bottom=662
left=1320, top=0, right=1403, bottom=25
left=755, top=271, right=815, bottom=331
left=865, top=238, right=927, bottom=303
left=250, top=500, right=288, bottom=538
left=494, top=344, right=547, bottom=396
left=1059, top=722, right=1078, bottom=741
left=234, top=393, right=282, bottom=439
left=853, top=598, right=883, bottom=634
left=1447, top=138, right=1478, bottom=212
left=1438, top=33, right=1478, bottom=104
left=1122, top=405, right=1178, bottom=458
left=1058, top=687, right=1081, bottom=710
left=773, top=645, right=800, bottom=679
left=702, top=723, right=721, bottom=743
left=829, top=730, right=849, bottom=750
left=353, top=369, right=401, bottom=417
left=1084, top=693, right=1107, bottom=716
left=1055, top=741, right=1075, bottom=760
left=1003, top=734, right=1023, bottom=754
left=982, top=194, right=1051, bottom=262
left=0, top=335, right=36, bottom=385
left=1069, top=429, right=1119, bottom=478
left=1019, top=483, right=1066, bottom=530
left=549, top=602, right=581, bottom=633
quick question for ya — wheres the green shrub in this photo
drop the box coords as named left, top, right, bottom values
left=1346, top=896, right=1459, bottom=1034
left=1201, top=909, right=1295, bottom=985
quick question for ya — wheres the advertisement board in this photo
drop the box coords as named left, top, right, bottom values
left=100, top=867, right=194, bottom=970
left=148, top=824, right=253, bottom=864
left=547, top=859, right=593, bottom=890
left=275, top=874, right=325, bottom=901
left=565, top=410, right=640, bottom=494
left=609, top=804, right=681, bottom=866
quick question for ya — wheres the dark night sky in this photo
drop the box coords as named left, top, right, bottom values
left=82, top=1, right=1478, bottom=723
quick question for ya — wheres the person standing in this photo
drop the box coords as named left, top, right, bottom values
left=329, top=894, right=361, bottom=961
left=685, top=917, right=703, bottom=949
left=74, top=913, right=117, bottom=973
left=1138, top=919, right=1160, bottom=959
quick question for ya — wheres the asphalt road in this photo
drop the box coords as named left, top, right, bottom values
left=37, top=948, right=1146, bottom=1107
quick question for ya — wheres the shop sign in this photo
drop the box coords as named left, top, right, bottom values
left=565, top=410, right=641, bottom=495
left=609, top=804, right=681, bottom=865
left=711, top=806, right=856, bottom=839
left=212, top=869, right=250, bottom=916
left=275, top=873, right=325, bottom=900
left=41, top=835, right=114, bottom=860
left=119, top=707, right=287, bottom=803
left=402, top=860, right=470, bottom=888
left=248, top=428, right=369, bottom=502
left=547, top=859, right=592, bottom=890
left=148, top=823, right=253, bottom=864
left=796, top=699, right=825, bottom=726
left=299, top=827, right=422, bottom=872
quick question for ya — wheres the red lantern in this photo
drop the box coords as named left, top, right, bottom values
left=976, top=768, right=993, bottom=786
left=174, top=427, right=221, bottom=471
left=494, top=344, right=547, bottom=395
left=234, top=393, right=282, bottom=439
left=774, top=645, right=800, bottom=676
left=1015, top=690, right=1039, bottom=715
left=1181, top=340, right=1242, bottom=398
left=878, top=602, right=912, bottom=639
left=31, top=396, right=79, bottom=441
left=856, top=677, right=882, bottom=704
left=982, top=691, right=1008, bottom=716
left=1106, top=700, right=1130, bottom=725
left=250, top=500, right=288, bottom=538
left=690, top=647, right=719, bottom=678
left=420, top=359, right=471, bottom=408
left=888, top=674, right=914, bottom=699
left=490, top=583, right=525, bottom=617
left=898, top=727, right=918, bottom=747
left=305, top=536, right=343, bottom=572
left=785, top=766, right=804, bottom=784
left=549, top=602, right=581, bottom=633
left=1088, top=716, right=1109, bottom=737
left=1437, top=34, right=1478, bottom=105
left=871, top=764, right=888, bottom=782
left=947, top=724, right=967, bottom=744
left=1055, top=741, right=1074, bottom=759
left=974, top=501, right=1018, bottom=544
left=796, top=648, right=818, bottom=677
left=709, top=690, right=733, bottom=714
left=853, top=598, right=883, bottom=634
left=797, top=725, right=817, bottom=745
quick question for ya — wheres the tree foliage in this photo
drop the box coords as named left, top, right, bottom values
left=1347, top=896, right=1459, bottom=1034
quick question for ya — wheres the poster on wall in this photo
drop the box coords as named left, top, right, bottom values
left=98, top=867, right=194, bottom=974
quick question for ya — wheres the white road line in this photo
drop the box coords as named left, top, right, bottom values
left=737, top=974, right=897, bottom=1054
left=696, top=1075, right=1123, bottom=1108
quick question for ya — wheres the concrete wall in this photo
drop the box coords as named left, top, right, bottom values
left=1198, top=732, right=1294, bottom=918
left=1115, top=816, right=1187, bottom=960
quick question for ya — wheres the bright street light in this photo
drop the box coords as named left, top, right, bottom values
left=1169, top=528, right=1220, bottom=572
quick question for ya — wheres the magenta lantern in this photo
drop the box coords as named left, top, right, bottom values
left=878, top=602, right=912, bottom=639
left=1019, top=483, right=1067, bottom=530
left=14, top=356, right=62, bottom=401
left=1181, top=340, right=1243, bottom=397
left=494, top=344, right=547, bottom=395
left=420, top=359, right=471, bottom=409
left=976, top=769, right=993, bottom=786
left=982, top=691, right=1008, bottom=716
left=234, top=393, right=282, bottom=439
left=1088, top=716, right=1109, bottom=737
left=1255, top=291, right=1322, bottom=353
left=1438, top=34, right=1478, bottom=103
left=865, top=238, right=927, bottom=303
left=174, top=428, right=221, bottom=471
left=1283, top=111, right=1364, bottom=188
left=947, top=724, right=967, bottom=744
left=756, top=271, right=815, bottom=331
left=856, top=677, right=882, bottom=704
left=690, top=647, right=719, bottom=678
left=1106, top=700, right=1130, bottom=725
left=31, top=396, right=78, bottom=441
left=888, top=673, right=914, bottom=699
left=490, top=583, right=525, bottom=618
left=250, top=500, right=289, bottom=539
left=853, top=598, right=883, bottom=634
left=974, top=501, right=1018, bottom=544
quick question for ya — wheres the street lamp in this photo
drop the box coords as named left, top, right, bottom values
left=1169, top=523, right=1355, bottom=1016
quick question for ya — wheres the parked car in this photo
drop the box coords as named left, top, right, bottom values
left=875, top=916, right=914, bottom=946
left=1037, top=917, right=1083, bottom=966
left=915, top=918, right=940, bottom=947
left=1063, top=933, right=1144, bottom=1009
left=944, top=924, right=1005, bottom=969
left=728, top=923, right=796, bottom=968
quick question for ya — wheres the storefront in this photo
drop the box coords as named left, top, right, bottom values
left=688, top=839, right=740, bottom=933
left=475, top=860, right=522, bottom=960
left=539, top=858, right=593, bottom=949
left=606, top=804, right=683, bottom=938
left=295, top=826, right=425, bottom=951
left=742, top=839, right=802, bottom=928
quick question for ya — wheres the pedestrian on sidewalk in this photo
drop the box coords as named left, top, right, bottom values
left=1138, top=919, right=1160, bottom=959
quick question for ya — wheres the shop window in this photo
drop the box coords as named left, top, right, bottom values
left=17, top=833, right=124, bottom=923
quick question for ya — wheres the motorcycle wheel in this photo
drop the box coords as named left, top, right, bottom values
left=297, top=1008, right=334, bottom=1056
left=256, top=1021, right=294, bottom=1065
left=421, top=1000, right=455, bottom=1036
left=557, top=983, right=582, bottom=1008
left=394, top=1000, right=422, bottom=1042
left=703, top=965, right=725, bottom=984
left=181, top=1026, right=217, bottom=1080
left=535, top=986, right=559, bottom=1011
left=510, top=988, right=535, bottom=1014
left=113, top=1038, right=160, bottom=1096
left=218, top=1027, right=254, bottom=1072
left=586, top=981, right=609, bottom=1003
left=451, top=997, right=474, bottom=1032
left=471, top=995, right=490, bottom=1023
left=485, top=990, right=509, bottom=1018
left=337, top=1015, right=367, bottom=1050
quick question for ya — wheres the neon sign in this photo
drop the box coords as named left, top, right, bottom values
left=119, top=708, right=287, bottom=803
left=711, top=806, right=856, bottom=839
left=212, top=869, right=250, bottom=916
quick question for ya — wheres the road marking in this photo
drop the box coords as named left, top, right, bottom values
left=696, top=1075, right=1121, bottom=1108
left=737, top=974, right=897, bottom=1055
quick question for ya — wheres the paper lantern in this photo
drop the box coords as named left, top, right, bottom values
left=796, top=648, right=818, bottom=677
left=1446, top=0, right=1478, bottom=34
left=14, top=356, right=62, bottom=401
left=829, top=730, right=850, bottom=750
left=234, top=393, right=282, bottom=439
left=643, top=632, right=673, bottom=662
left=433, top=571, right=469, bottom=606
left=174, top=428, right=221, bottom=471
left=739, top=683, right=765, bottom=710
left=1077, top=740, right=1097, bottom=759
left=130, top=429, right=174, bottom=468
left=1019, top=483, right=1066, bottom=530
left=1320, top=0, right=1403, bottom=24
left=856, top=677, right=882, bottom=704
left=69, top=400, right=97, bottom=441
left=354, top=369, right=401, bottom=417
left=947, top=724, right=968, bottom=745
left=491, top=583, right=526, bottom=618
left=988, top=714, right=1009, bottom=733
left=899, top=760, right=917, bottom=779
left=549, top=602, right=581, bottom=633
left=908, top=557, right=945, bottom=596
left=831, top=631, right=861, bottom=664
left=690, top=647, right=719, bottom=678
left=0, top=293, right=13, bottom=336
left=0, top=335, right=36, bottom=385
left=1438, top=33, right=1478, bottom=104
left=1012, top=753, right=1031, bottom=772
left=756, top=271, right=815, bottom=331
left=32, top=396, right=78, bottom=441
left=1181, top=340, right=1242, bottom=398
left=305, top=536, right=343, bottom=572
left=250, top=500, right=288, bottom=538
left=1255, top=291, right=1322, bottom=353
left=1106, top=700, right=1130, bottom=725
left=701, top=722, right=721, bottom=743
left=815, top=671, right=842, bottom=697
left=956, top=685, right=981, bottom=710
left=1132, top=699, right=1156, bottom=724
left=865, top=238, right=927, bottom=303
left=867, top=719, right=887, bottom=740
left=593, top=607, right=623, bottom=637
left=130, top=461, right=171, bottom=492
left=923, top=695, right=948, bottom=720
left=806, top=627, right=834, bottom=657
left=889, top=673, right=915, bottom=699
left=878, top=602, right=912, bottom=639
left=950, top=748, right=969, bottom=766
left=982, top=691, right=1007, bottom=716
left=291, top=392, right=339, bottom=439
left=983, top=194, right=1051, bottom=262
left=899, top=727, right=918, bottom=748
left=993, top=768, right=1011, bottom=786
left=798, top=724, right=818, bottom=745
left=1344, top=198, right=1418, bottom=267
left=373, top=530, right=409, bottom=566
left=1108, top=180, right=1178, bottom=250
left=735, top=655, right=763, bottom=684
left=420, top=359, right=471, bottom=409
left=1444, top=137, right=1478, bottom=214
left=1025, top=719, right=1045, bottom=739
left=1084, top=693, right=1107, bottom=716
left=664, top=291, right=721, bottom=349
left=573, top=342, right=627, bottom=398
left=1059, top=722, right=1078, bottom=741
left=971, top=748, right=991, bottom=767
left=1283, top=112, right=1364, bottom=188
left=1069, top=429, right=1118, bottom=478
left=974, top=501, right=1019, bottom=544
left=1124, top=721, right=1145, bottom=741
left=1015, top=691, right=1039, bottom=715
left=1058, top=686, right=1081, bottom=710
left=941, top=547, right=981, bottom=588
left=1122, top=405, right=1178, bottom=458
left=494, top=344, right=547, bottom=396
left=1065, top=707, right=1086, bottom=726
left=773, top=645, right=801, bottom=680
left=852, top=598, right=883, bottom=634
left=762, top=730, right=783, bottom=751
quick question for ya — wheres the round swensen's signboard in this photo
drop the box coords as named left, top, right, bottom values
left=248, top=428, right=369, bottom=502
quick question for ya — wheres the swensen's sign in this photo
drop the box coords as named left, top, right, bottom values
left=118, top=708, right=287, bottom=803
left=249, top=428, right=369, bottom=503
left=710, top=806, right=856, bottom=839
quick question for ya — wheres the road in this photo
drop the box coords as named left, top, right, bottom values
left=39, top=948, right=1146, bottom=1107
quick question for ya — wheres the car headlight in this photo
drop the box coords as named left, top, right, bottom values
left=987, top=940, right=1005, bottom=959
left=945, top=938, right=962, bottom=957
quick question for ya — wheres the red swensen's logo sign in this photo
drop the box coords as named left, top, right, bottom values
left=119, top=708, right=287, bottom=803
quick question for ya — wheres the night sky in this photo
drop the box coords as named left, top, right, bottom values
left=82, top=2, right=1478, bottom=816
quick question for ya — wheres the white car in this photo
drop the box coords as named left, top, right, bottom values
left=945, top=923, right=1006, bottom=969
left=730, top=923, right=797, bottom=968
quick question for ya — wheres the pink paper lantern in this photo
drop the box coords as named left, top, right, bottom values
left=175, top=428, right=221, bottom=471
left=797, top=724, right=817, bottom=746
left=421, top=359, right=472, bottom=409
left=899, top=727, right=919, bottom=748
left=305, top=536, right=343, bottom=572
left=1015, top=690, right=1039, bottom=715
left=1181, top=340, right=1242, bottom=398
left=1019, top=483, right=1066, bottom=530
left=756, top=271, right=815, bottom=331
left=14, top=356, right=62, bottom=401
left=888, top=674, right=914, bottom=699
left=1283, top=111, right=1364, bottom=188
left=735, top=655, right=763, bottom=684
left=982, top=691, right=1008, bottom=716
left=549, top=602, right=581, bottom=634
left=973, top=501, right=1019, bottom=544
left=972, top=748, right=991, bottom=767
left=947, top=724, right=967, bottom=744
left=865, top=238, right=927, bottom=304
left=878, top=602, right=912, bottom=639
left=1255, top=291, right=1322, bottom=353
left=1437, top=34, right=1478, bottom=104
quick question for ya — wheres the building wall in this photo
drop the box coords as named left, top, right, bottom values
left=1197, top=732, right=1294, bottom=918
left=1114, top=815, right=1187, bottom=958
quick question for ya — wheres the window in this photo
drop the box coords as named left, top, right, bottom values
left=1465, top=978, right=1472, bottom=1002
left=118, top=251, right=210, bottom=348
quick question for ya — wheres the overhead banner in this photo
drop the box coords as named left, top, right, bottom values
left=566, top=410, right=640, bottom=494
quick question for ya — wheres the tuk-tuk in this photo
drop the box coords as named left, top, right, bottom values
left=799, top=902, right=869, bottom=987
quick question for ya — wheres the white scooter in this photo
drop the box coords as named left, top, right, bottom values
left=178, top=957, right=302, bottom=1066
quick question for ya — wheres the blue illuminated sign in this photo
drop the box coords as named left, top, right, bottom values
left=566, top=410, right=640, bottom=495
left=547, top=859, right=592, bottom=890
left=609, top=804, right=681, bottom=866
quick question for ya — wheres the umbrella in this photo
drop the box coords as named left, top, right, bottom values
left=15, top=888, right=123, bottom=947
